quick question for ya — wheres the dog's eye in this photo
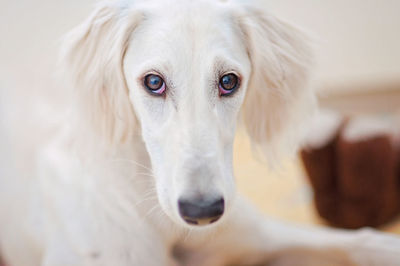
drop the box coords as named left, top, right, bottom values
left=219, top=73, right=239, bottom=96
left=144, top=74, right=166, bottom=95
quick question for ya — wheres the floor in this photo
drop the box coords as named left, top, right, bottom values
left=233, top=130, right=400, bottom=235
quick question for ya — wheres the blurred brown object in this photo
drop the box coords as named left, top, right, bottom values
left=301, top=110, right=343, bottom=225
left=301, top=111, right=400, bottom=229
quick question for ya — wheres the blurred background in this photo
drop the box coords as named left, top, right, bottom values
left=1, top=0, right=399, bottom=233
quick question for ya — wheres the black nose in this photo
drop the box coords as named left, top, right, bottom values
left=178, top=197, right=224, bottom=226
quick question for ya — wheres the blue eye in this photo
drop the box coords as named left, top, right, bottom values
left=144, top=74, right=166, bottom=95
left=219, top=73, right=239, bottom=96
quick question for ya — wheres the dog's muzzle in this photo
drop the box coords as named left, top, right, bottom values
left=178, top=197, right=224, bottom=226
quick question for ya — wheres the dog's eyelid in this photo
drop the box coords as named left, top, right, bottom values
left=220, top=70, right=241, bottom=78
left=141, top=69, right=164, bottom=78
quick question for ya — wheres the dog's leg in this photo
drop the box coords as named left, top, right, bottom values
left=39, top=205, right=177, bottom=266
left=41, top=233, right=178, bottom=266
left=186, top=197, right=400, bottom=266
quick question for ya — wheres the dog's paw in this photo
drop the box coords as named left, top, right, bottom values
left=348, top=228, right=400, bottom=266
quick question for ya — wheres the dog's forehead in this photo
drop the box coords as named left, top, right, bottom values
left=132, top=0, right=245, bottom=64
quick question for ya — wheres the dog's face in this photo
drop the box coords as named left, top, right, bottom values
left=123, top=2, right=251, bottom=226
left=64, top=0, right=314, bottom=227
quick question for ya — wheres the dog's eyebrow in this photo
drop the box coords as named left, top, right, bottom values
left=213, top=57, right=242, bottom=77
left=136, top=60, right=172, bottom=75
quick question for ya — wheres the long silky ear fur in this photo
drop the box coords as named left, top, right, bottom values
left=237, top=6, right=316, bottom=163
left=60, top=1, right=142, bottom=145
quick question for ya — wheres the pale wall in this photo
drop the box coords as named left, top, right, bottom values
left=264, top=0, right=400, bottom=92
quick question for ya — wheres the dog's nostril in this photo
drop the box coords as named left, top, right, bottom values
left=178, top=197, right=224, bottom=226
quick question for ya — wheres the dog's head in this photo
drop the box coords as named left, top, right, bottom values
left=63, top=0, right=314, bottom=227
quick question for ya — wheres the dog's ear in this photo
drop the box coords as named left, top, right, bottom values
left=237, top=7, right=316, bottom=162
left=61, top=1, right=142, bottom=143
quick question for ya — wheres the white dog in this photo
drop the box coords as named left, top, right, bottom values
left=0, top=0, right=400, bottom=265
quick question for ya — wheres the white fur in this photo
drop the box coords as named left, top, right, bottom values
left=1, top=0, right=400, bottom=265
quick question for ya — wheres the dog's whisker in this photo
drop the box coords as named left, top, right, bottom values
left=182, top=227, right=193, bottom=243
left=140, top=186, right=157, bottom=194
left=150, top=209, right=174, bottom=233
left=127, top=178, right=156, bottom=187
left=141, top=187, right=157, bottom=195
left=145, top=204, right=161, bottom=219
left=110, top=158, right=153, bottom=172
left=134, top=195, right=158, bottom=207
left=135, top=172, right=156, bottom=178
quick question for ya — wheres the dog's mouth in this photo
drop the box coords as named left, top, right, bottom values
left=182, top=216, right=222, bottom=226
